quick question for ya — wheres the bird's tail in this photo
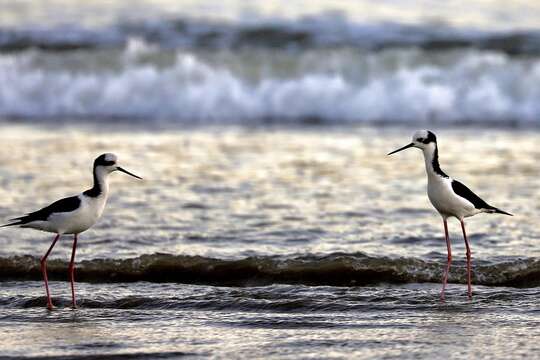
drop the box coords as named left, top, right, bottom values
left=0, top=223, right=20, bottom=228
left=487, top=207, right=513, bottom=216
left=1, top=217, right=26, bottom=228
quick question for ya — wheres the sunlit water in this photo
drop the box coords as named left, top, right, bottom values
left=0, top=124, right=534, bottom=260
left=0, top=124, right=538, bottom=358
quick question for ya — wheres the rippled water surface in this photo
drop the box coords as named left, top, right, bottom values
left=1, top=282, right=538, bottom=359
left=0, top=124, right=538, bottom=358
left=0, top=125, right=535, bottom=259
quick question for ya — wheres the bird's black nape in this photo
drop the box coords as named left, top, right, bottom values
left=417, top=131, right=437, bottom=144
left=431, top=146, right=448, bottom=178
left=84, top=154, right=117, bottom=198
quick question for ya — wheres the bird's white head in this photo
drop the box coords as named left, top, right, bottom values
left=387, top=130, right=437, bottom=155
left=94, top=153, right=142, bottom=179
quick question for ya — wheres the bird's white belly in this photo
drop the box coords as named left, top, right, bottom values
left=48, top=196, right=106, bottom=234
left=427, top=177, right=477, bottom=219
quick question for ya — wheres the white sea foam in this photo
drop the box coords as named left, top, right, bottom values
left=1, top=46, right=539, bottom=124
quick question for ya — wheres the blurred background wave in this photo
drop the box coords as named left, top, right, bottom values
left=1, top=0, right=540, bottom=125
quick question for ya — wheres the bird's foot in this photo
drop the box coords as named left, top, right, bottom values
left=46, top=303, right=54, bottom=311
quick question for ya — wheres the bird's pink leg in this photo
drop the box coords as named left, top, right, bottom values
left=460, top=220, right=472, bottom=299
left=41, top=234, right=60, bottom=310
left=68, top=234, right=78, bottom=308
left=440, top=218, right=451, bottom=301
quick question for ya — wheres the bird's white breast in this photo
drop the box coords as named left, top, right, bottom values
left=48, top=194, right=108, bottom=234
left=427, top=175, right=478, bottom=219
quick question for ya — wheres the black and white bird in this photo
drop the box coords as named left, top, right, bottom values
left=388, top=130, right=512, bottom=300
left=2, top=153, right=141, bottom=310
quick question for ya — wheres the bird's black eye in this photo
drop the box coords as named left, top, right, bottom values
left=416, top=138, right=423, bottom=142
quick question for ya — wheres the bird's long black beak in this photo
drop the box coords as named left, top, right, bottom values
left=387, top=143, right=415, bottom=156
left=117, top=167, right=142, bottom=179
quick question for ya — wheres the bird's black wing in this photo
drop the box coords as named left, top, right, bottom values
left=451, top=180, right=513, bottom=216
left=3, top=196, right=81, bottom=226
left=451, top=180, right=493, bottom=210
left=452, top=180, right=514, bottom=216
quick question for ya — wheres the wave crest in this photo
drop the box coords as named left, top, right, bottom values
left=1, top=49, right=540, bottom=124
left=0, top=253, right=538, bottom=288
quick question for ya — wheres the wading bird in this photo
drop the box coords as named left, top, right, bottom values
left=2, top=153, right=141, bottom=310
left=388, top=130, right=512, bottom=300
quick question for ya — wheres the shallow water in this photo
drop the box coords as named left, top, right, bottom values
left=0, top=124, right=537, bottom=358
left=0, top=282, right=538, bottom=359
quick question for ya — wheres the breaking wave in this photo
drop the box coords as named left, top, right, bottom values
left=1, top=253, right=538, bottom=288
left=1, top=47, right=540, bottom=124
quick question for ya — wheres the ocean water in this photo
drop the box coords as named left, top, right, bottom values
left=0, top=125, right=538, bottom=358
left=1, top=1, right=539, bottom=359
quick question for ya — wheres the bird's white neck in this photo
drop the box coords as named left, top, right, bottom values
left=96, top=167, right=110, bottom=194
left=422, top=143, right=448, bottom=180
left=84, top=166, right=110, bottom=198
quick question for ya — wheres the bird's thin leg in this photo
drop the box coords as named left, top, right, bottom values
left=69, top=234, right=78, bottom=309
left=460, top=220, right=472, bottom=299
left=440, top=218, right=451, bottom=301
left=41, top=234, right=60, bottom=310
